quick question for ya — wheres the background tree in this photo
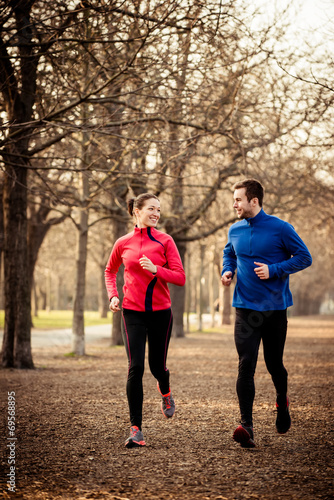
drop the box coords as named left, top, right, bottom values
left=1, top=0, right=332, bottom=368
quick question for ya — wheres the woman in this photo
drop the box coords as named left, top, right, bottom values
left=105, top=193, right=186, bottom=448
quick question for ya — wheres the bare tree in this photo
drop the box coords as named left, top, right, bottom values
left=2, top=0, right=329, bottom=366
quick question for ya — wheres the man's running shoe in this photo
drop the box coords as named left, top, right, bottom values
left=157, top=382, right=175, bottom=418
left=125, top=426, right=146, bottom=448
left=276, top=397, right=291, bottom=434
left=233, top=424, right=256, bottom=448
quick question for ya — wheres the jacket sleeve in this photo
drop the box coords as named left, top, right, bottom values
left=104, top=240, right=123, bottom=300
left=268, top=222, right=312, bottom=278
left=155, top=237, right=186, bottom=286
left=222, top=231, right=237, bottom=277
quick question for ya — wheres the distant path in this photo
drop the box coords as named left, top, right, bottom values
left=0, top=313, right=218, bottom=349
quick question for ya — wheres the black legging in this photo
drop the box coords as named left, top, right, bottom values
left=121, top=308, right=173, bottom=429
left=234, top=308, right=288, bottom=427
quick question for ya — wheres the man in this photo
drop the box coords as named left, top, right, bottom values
left=221, top=179, right=312, bottom=448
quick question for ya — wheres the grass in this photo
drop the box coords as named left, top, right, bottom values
left=0, top=310, right=231, bottom=334
left=0, top=310, right=112, bottom=330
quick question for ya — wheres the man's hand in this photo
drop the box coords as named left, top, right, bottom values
left=139, top=254, right=157, bottom=274
left=254, top=262, right=269, bottom=280
left=221, top=271, right=233, bottom=287
left=109, top=296, right=120, bottom=312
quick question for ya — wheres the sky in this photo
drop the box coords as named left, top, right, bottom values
left=290, top=0, right=333, bottom=47
left=253, top=0, right=334, bottom=51
left=294, top=0, right=333, bottom=30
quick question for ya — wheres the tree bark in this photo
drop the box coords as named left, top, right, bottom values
left=209, top=248, right=216, bottom=328
left=111, top=219, right=126, bottom=346
left=32, top=278, right=38, bottom=318
left=111, top=263, right=124, bottom=345
left=0, top=183, right=4, bottom=310
left=196, top=244, right=205, bottom=332
left=0, top=3, right=37, bottom=368
left=170, top=241, right=187, bottom=337
left=222, top=285, right=232, bottom=325
left=71, top=186, right=89, bottom=355
left=2, top=161, right=34, bottom=368
left=99, top=263, right=109, bottom=318
left=184, top=248, right=191, bottom=333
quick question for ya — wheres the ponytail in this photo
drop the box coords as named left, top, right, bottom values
left=127, top=198, right=135, bottom=216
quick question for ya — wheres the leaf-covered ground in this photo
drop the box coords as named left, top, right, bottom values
left=1, top=315, right=333, bottom=499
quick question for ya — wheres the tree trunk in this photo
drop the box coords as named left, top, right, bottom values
left=222, top=284, right=232, bottom=325
left=185, top=248, right=191, bottom=333
left=0, top=251, right=4, bottom=310
left=2, top=163, right=34, bottom=368
left=111, top=263, right=124, bottom=345
left=32, top=278, right=38, bottom=318
left=99, top=263, right=109, bottom=318
left=72, top=196, right=89, bottom=355
left=46, top=270, right=52, bottom=312
left=209, top=248, right=216, bottom=328
left=111, top=219, right=126, bottom=346
left=0, top=183, right=4, bottom=310
left=196, top=244, right=205, bottom=332
left=39, top=286, right=47, bottom=311
left=71, top=17, right=93, bottom=355
left=170, top=241, right=187, bottom=338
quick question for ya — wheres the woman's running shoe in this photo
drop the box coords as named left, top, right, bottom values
left=157, top=382, right=175, bottom=418
left=125, top=426, right=146, bottom=448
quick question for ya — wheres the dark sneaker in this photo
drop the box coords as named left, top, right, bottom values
left=157, top=382, right=175, bottom=418
left=233, top=425, right=256, bottom=448
left=125, top=426, right=146, bottom=448
left=276, top=397, right=291, bottom=434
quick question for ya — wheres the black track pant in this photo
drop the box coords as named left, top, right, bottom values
left=234, top=308, right=288, bottom=427
left=121, top=308, right=173, bottom=430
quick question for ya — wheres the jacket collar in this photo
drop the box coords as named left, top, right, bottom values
left=134, top=226, right=154, bottom=235
left=245, top=208, right=265, bottom=225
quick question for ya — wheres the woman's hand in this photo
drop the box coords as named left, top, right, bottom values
left=139, top=254, right=157, bottom=274
left=109, top=296, right=120, bottom=312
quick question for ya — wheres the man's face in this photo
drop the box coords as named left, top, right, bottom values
left=233, top=188, right=257, bottom=219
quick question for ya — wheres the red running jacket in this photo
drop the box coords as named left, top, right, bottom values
left=105, top=226, right=186, bottom=312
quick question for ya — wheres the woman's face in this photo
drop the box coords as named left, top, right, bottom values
left=135, top=198, right=161, bottom=228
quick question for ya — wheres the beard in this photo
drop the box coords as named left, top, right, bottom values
left=237, top=209, right=253, bottom=219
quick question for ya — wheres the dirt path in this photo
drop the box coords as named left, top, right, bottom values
left=1, top=316, right=333, bottom=499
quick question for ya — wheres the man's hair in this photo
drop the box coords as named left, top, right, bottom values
left=233, top=178, right=264, bottom=207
